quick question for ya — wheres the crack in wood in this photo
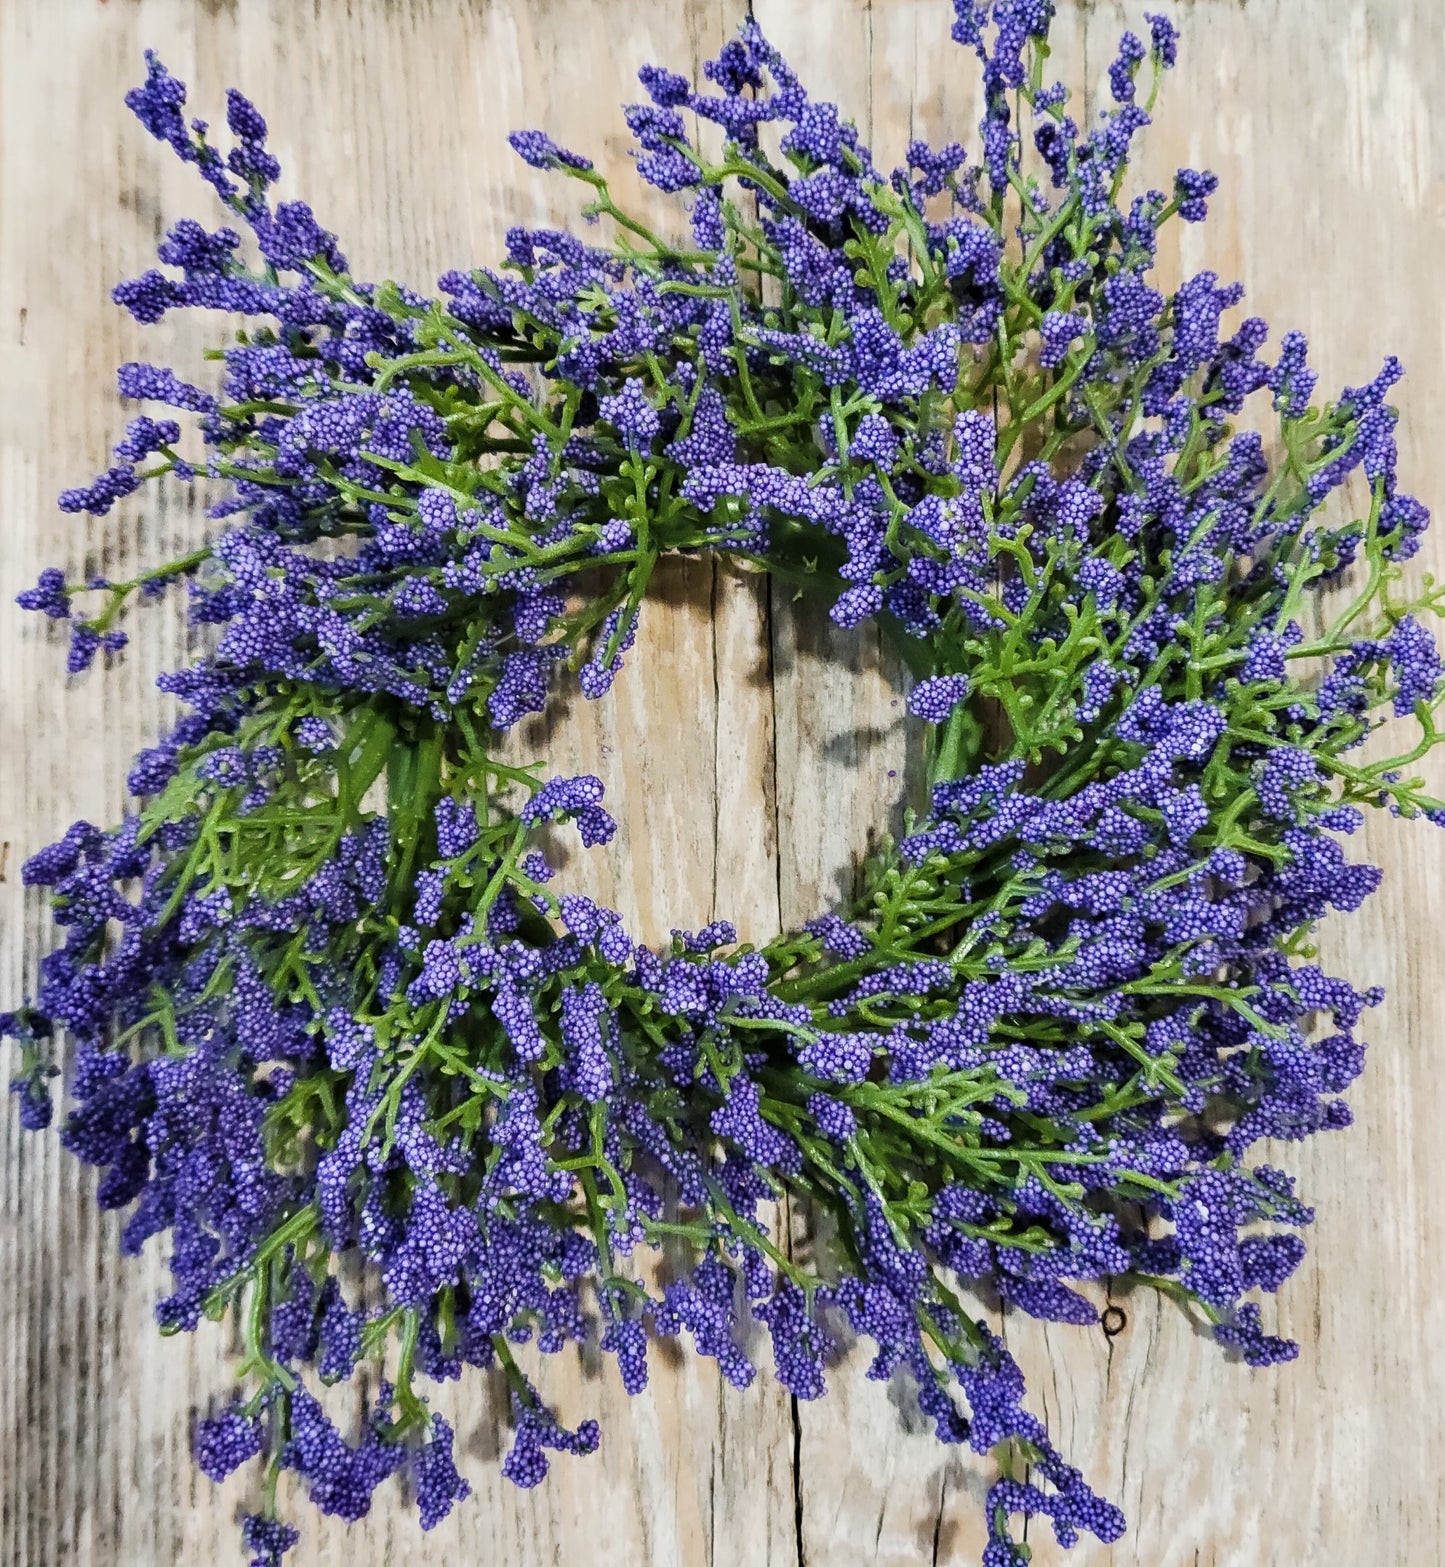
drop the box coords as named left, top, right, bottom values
left=790, top=1392, right=805, bottom=1567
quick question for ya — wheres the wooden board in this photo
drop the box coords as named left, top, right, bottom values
left=1, top=1, right=1441, bottom=1563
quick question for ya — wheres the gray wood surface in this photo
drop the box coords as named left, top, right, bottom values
left=2, top=1, right=1441, bottom=1563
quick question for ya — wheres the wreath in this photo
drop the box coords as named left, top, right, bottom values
left=8, top=5, right=1442, bottom=1564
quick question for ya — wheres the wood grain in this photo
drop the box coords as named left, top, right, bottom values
left=1, top=1, right=1442, bottom=1563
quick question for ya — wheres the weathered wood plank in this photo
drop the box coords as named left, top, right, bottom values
left=1008, top=5, right=1445, bottom=1562
left=0, top=3, right=795, bottom=1564
left=749, top=3, right=985, bottom=1558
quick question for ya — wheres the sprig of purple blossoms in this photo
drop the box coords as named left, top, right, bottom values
left=7, top=6, right=1445, bottom=1564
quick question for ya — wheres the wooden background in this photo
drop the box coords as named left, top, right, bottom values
left=3, top=1, right=1443, bottom=1562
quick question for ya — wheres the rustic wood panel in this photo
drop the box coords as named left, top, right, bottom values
left=1027, top=6, right=1445, bottom=1563
left=1, top=1, right=1442, bottom=1564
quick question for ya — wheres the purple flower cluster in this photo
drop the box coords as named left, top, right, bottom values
left=8, top=6, right=1443, bottom=1564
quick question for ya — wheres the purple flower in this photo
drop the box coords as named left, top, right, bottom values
left=117, top=361, right=217, bottom=411
left=521, top=774, right=616, bottom=846
left=908, top=673, right=969, bottom=724
left=799, top=1032, right=873, bottom=1084
left=414, top=1414, right=470, bottom=1529
left=240, top=1515, right=299, bottom=1567
left=195, top=1405, right=264, bottom=1481
left=507, top=129, right=593, bottom=172
left=16, top=567, right=71, bottom=619
left=599, top=379, right=660, bottom=448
